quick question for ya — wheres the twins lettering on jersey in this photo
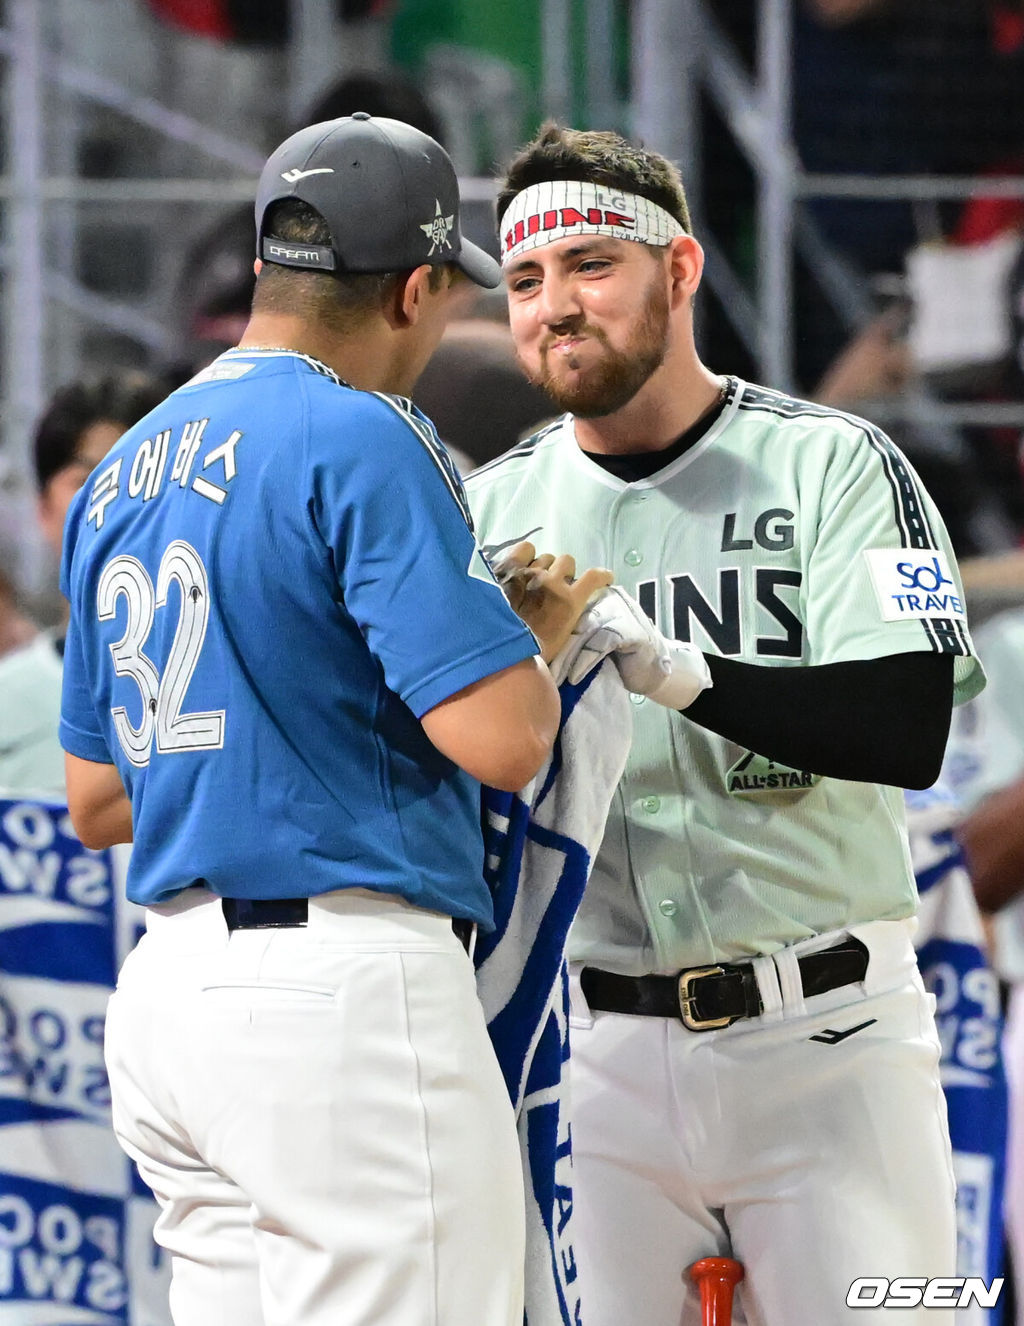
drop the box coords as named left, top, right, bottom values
left=489, top=507, right=962, bottom=666
left=484, top=512, right=805, bottom=659
left=633, top=509, right=804, bottom=660
left=87, top=418, right=243, bottom=529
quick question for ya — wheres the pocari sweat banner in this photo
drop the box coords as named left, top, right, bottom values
left=0, top=795, right=170, bottom=1325
left=907, top=785, right=1007, bottom=1326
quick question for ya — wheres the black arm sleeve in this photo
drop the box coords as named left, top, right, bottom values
left=683, top=652, right=955, bottom=789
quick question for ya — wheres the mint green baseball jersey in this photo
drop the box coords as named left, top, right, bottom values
left=466, top=378, right=984, bottom=974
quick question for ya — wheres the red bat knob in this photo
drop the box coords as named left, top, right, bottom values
left=689, top=1256, right=745, bottom=1326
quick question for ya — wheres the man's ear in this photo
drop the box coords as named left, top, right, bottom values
left=666, top=234, right=704, bottom=308
left=386, top=265, right=433, bottom=330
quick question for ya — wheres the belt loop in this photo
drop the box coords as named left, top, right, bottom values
left=772, top=946, right=806, bottom=1019
left=568, top=965, right=595, bottom=1029
left=751, top=954, right=784, bottom=1023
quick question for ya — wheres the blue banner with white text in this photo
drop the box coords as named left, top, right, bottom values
left=0, top=795, right=170, bottom=1325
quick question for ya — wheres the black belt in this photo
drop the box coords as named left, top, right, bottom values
left=580, top=936, right=869, bottom=1032
left=222, top=897, right=308, bottom=930
left=221, top=896, right=476, bottom=951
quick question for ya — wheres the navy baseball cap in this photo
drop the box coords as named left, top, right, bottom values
left=255, top=114, right=501, bottom=288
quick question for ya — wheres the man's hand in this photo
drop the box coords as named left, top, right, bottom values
left=565, top=585, right=712, bottom=709
left=494, top=541, right=613, bottom=664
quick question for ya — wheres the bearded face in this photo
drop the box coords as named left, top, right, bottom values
left=517, top=268, right=671, bottom=418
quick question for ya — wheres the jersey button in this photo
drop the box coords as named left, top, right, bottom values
left=641, top=795, right=661, bottom=814
left=624, top=548, right=643, bottom=566
left=630, top=692, right=646, bottom=706
left=658, top=898, right=678, bottom=918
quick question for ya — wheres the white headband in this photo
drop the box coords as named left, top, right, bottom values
left=500, top=179, right=686, bottom=264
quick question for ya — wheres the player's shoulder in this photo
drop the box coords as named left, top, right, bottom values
left=732, top=379, right=891, bottom=445
left=732, top=381, right=907, bottom=480
left=464, top=416, right=568, bottom=492
left=303, top=379, right=431, bottom=449
left=733, top=379, right=876, bottom=436
left=308, top=387, right=474, bottom=525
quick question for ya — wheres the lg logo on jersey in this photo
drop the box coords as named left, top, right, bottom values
left=720, top=508, right=794, bottom=552
left=846, top=1277, right=1004, bottom=1309
left=638, top=508, right=803, bottom=660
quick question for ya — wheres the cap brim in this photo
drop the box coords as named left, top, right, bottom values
left=455, top=238, right=502, bottom=289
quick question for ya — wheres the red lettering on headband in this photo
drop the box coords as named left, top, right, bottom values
left=503, top=205, right=643, bottom=254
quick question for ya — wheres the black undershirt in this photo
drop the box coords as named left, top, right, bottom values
left=580, top=385, right=730, bottom=482
left=578, top=386, right=954, bottom=789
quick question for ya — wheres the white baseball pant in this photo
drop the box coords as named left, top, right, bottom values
left=104, top=886, right=525, bottom=1326
left=567, top=919, right=957, bottom=1325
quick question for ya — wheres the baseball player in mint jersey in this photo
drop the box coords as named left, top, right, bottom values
left=466, top=124, right=986, bottom=1326
left=58, top=115, right=610, bottom=1326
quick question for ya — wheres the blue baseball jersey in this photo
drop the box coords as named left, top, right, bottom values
left=59, top=349, right=538, bottom=919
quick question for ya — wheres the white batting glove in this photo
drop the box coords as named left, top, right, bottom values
left=563, top=585, right=712, bottom=710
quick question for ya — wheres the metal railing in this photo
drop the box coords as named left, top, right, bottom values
left=3, top=0, right=1022, bottom=512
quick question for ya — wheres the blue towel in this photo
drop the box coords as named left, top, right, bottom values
left=476, top=655, right=632, bottom=1326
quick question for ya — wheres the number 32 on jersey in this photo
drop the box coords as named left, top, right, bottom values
left=97, top=540, right=224, bottom=767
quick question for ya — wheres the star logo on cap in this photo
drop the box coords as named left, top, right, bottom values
left=420, top=200, right=455, bottom=254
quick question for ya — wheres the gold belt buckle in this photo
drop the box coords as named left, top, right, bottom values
left=677, top=965, right=734, bottom=1031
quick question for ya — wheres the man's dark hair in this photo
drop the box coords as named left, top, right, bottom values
left=253, top=200, right=450, bottom=330
left=34, top=371, right=169, bottom=492
left=497, top=122, right=691, bottom=234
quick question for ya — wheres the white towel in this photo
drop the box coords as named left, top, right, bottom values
left=476, top=639, right=633, bottom=1326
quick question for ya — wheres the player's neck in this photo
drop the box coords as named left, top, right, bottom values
left=572, top=359, right=725, bottom=457
left=237, top=314, right=405, bottom=395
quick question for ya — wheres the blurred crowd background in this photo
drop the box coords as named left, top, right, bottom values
left=4, top=0, right=1024, bottom=635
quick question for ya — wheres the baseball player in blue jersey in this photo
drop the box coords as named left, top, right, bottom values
left=467, top=124, right=986, bottom=1324
left=58, top=115, right=610, bottom=1326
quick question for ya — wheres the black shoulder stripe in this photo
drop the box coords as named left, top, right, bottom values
left=468, top=417, right=565, bottom=481
left=735, top=391, right=936, bottom=550
left=927, top=619, right=970, bottom=656
left=862, top=425, right=934, bottom=551
left=738, top=386, right=971, bottom=659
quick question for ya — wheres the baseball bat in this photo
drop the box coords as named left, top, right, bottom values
left=689, top=1256, right=744, bottom=1326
